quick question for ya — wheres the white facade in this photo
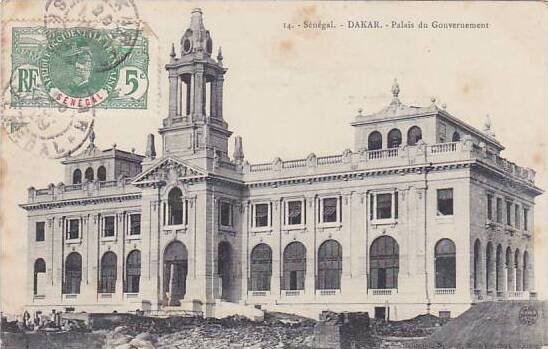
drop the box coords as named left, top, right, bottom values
left=22, top=9, right=542, bottom=321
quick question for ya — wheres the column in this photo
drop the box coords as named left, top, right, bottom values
left=217, top=78, right=224, bottom=118
left=193, top=68, right=204, bottom=120
left=502, top=266, right=508, bottom=296
left=168, top=74, right=178, bottom=117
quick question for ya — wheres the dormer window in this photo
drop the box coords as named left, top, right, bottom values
left=84, top=167, right=94, bottom=181
left=388, top=129, right=402, bottom=148
left=368, top=131, right=382, bottom=150
left=72, top=169, right=82, bottom=184
left=407, top=126, right=422, bottom=145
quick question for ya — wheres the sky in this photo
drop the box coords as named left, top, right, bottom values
left=0, top=1, right=545, bottom=315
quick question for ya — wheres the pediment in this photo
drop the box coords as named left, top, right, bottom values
left=132, top=156, right=208, bottom=187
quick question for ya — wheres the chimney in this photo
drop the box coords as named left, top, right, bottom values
left=145, top=134, right=156, bottom=159
left=233, top=136, right=244, bottom=164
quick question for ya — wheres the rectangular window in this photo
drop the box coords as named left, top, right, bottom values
left=514, top=205, right=520, bottom=229
left=129, top=214, right=141, bottom=235
left=506, top=201, right=512, bottom=226
left=104, top=216, right=115, bottom=237
left=487, top=194, right=493, bottom=221
left=523, top=208, right=529, bottom=231
left=322, top=197, right=338, bottom=223
left=287, top=200, right=303, bottom=225
left=437, top=189, right=454, bottom=216
left=376, top=193, right=392, bottom=219
left=67, top=219, right=80, bottom=240
left=219, top=201, right=233, bottom=227
left=36, top=222, right=45, bottom=242
left=370, top=191, right=398, bottom=221
left=496, top=198, right=502, bottom=223
left=254, top=203, right=270, bottom=228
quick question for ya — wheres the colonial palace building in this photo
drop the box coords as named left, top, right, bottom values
left=22, top=9, right=542, bottom=320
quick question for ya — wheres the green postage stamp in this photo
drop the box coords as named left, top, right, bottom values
left=10, top=26, right=148, bottom=109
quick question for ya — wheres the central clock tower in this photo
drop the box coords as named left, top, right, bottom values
left=160, top=8, right=231, bottom=170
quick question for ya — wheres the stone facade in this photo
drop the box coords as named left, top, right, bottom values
left=22, top=9, right=542, bottom=320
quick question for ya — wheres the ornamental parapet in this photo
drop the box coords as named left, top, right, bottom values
left=242, top=140, right=537, bottom=186
left=27, top=177, right=137, bottom=204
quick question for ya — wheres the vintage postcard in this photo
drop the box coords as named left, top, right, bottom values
left=0, top=1, right=545, bottom=348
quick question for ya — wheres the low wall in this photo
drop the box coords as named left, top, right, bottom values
left=0, top=332, right=105, bottom=349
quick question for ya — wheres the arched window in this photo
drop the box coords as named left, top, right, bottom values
left=387, top=129, right=402, bottom=148
left=168, top=188, right=184, bottom=225
left=282, top=242, right=306, bottom=290
left=514, top=249, right=521, bottom=291
left=486, top=242, right=493, bottom=291
left=452, top=131, right=461, bottom=142
left=523, top=251, right=529, bottom=291
left=163, top=241, right=188, bottom=304
left=435, top=239, right=456, bottom=289
left=218, top=241, right=232, bottom=299
left=97, top=166, right=107, bottom=181
left=368, top=131, right=382, bottom=150
left=317, top=240, right=342, bottom=290
left=64, top=252, right=82, bottom=294
left=370, top=236, right=399, bottom=289
left=126, top=250, right=141, bottom=293
left=34, top=259, right=46, bottom=295
left=407, top=126, right=422, bottom=146
left=72, top=169, right=82, bottom=184
left=505, top=247, right=513, bottom=292
left=100, top=252, right=117, bottom=293
left=473, top=239, right=481, bottom=290
left=496, top=244, right=503, bottom=291
left=84, top=167, right=94, bottom=181
left=250, top=244, right=272, bottom=291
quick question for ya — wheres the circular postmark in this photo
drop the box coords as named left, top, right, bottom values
left=44, top=0, right=141, bottom=72
left=518, top=305, right=538, bottom=326
left=2, top=78, right=95, bottom=159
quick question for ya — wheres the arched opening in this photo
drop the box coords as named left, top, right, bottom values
left=84, top=167, right=94, bottom=181
left=72, top=169, right=82, bottom=184
left=387, top=129, right=402, bottom=148
left=523, top=251, right=529, bottom=291
left=505, top=247, right=513, bottom=292
left=167, top=187, right=184, bottom=225
left=163, top=241, right=188, bottom=305
left=97, top=166, right=107, bottom=181
left=496, top=245, right=503, bottom=292
left=250, top=243, right=272, bottom=291
left=452, top=131, right=461, bottom=142
left=64, top=252, right=81, bottom=294
left=370, top=236, right=399, bottom=290
left=318, top=240, right=342, bottom=290
left=282, top=242, right=306, bottom=291
left=125, top=250, right=141, bottom=293
left=34, top=259, right=46, bottom=295
left=217, top=241, right=232, bottom=300
left=435, top=239, right=456, bottom=288
left=100, top=252, right=117, bottom=293
left=514, top=249, right=521, bottom=291
left=407, top=126, right=423, bottom=146
left=473, top=239, right=481, bottom=290
left=485, top=242, right=493, bottom=291
left=368, top=131, right=382, bottom=150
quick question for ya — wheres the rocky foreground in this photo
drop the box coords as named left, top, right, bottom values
left=100, top=313, right=317, bottom=349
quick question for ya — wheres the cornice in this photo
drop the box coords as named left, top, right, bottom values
left=20, top=193, right=142, bottom=211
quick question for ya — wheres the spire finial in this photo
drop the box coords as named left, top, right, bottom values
left=483, top=114, right=496, bottom=138
left=217, top=46, right=223, bottom=64
left=170, top=43, right=176, bottom=59
left=392, top=78, right=400, bottom=98
left=89, top=130, right=95, bottom=145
